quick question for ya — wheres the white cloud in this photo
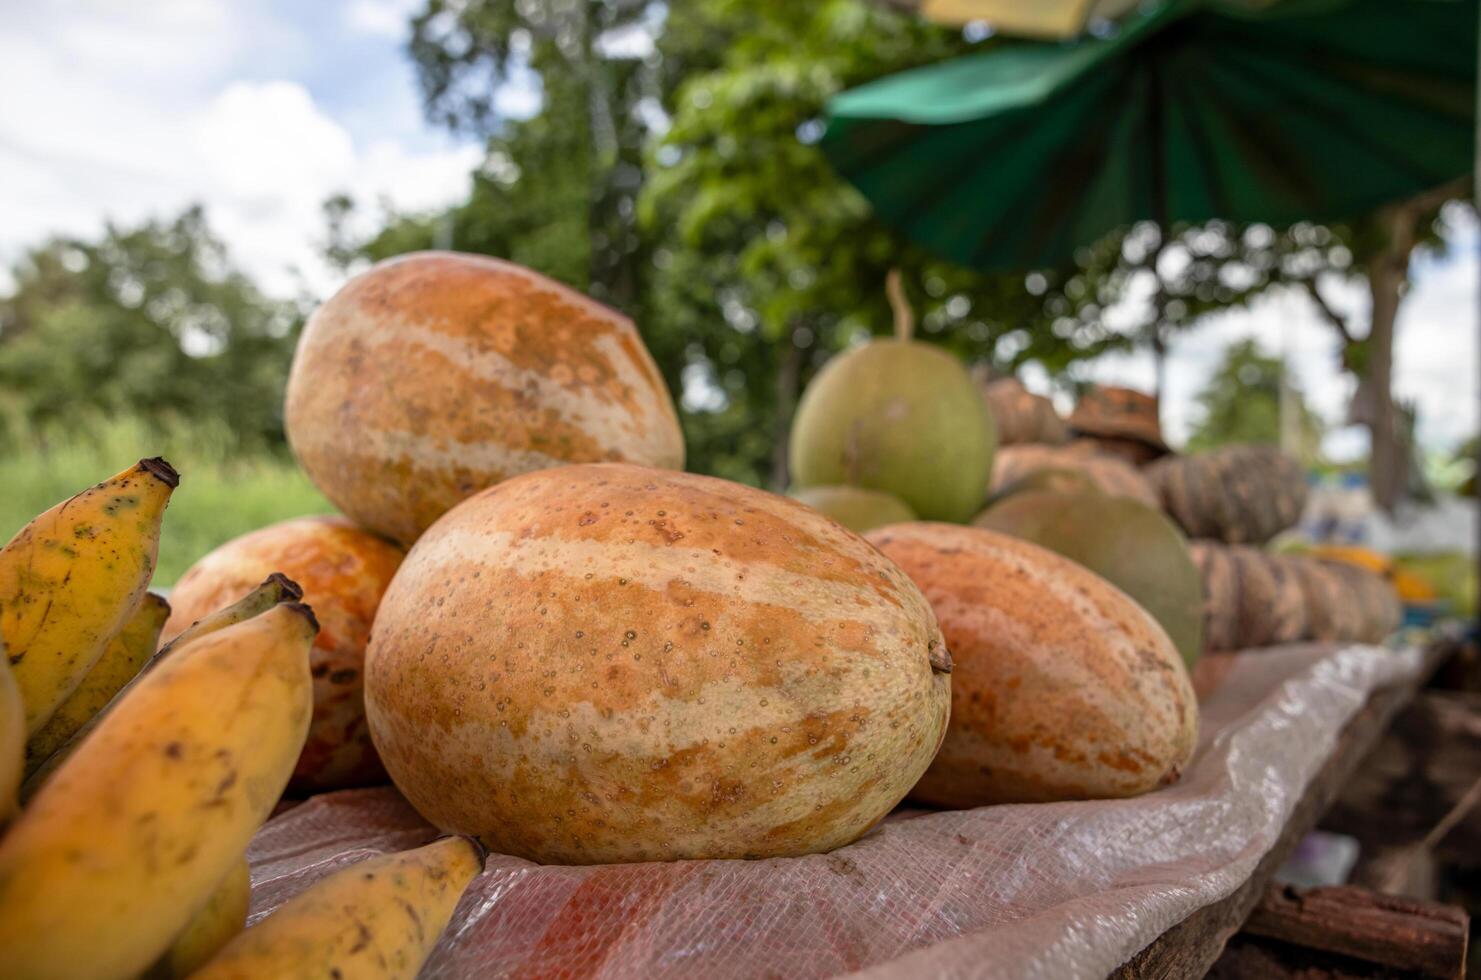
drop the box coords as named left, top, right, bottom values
left=197, top=82, right=360, bottom=205
left=0, top=3, right=480, bottom=298
left=344, top=0, right=422, bottom=39
left=190, top=81, right=480, bottom=295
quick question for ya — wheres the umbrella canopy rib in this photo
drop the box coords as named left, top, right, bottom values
left=823, top=0, right=1477, bottom=271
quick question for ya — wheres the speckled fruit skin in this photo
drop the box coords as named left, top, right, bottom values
left=974, top=490, right=1204, bottom=669
left=789, top=340, right=995, bottom=523
left=867, top=523, right=1198, bottom=808
left=285, top=251, right=685, bottom=547
left=164, top=516, right=404, bottom=792
left=364, top=463, right=952, bottom=864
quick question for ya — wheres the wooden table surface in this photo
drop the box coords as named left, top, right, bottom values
left=1110, top=641, right=1454, bottom=980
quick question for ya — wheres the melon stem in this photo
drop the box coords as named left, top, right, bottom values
left=886, top=268, right=914, bottom=343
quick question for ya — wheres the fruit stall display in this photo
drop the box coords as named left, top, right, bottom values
left=0, top=253, right=1426, bottom=979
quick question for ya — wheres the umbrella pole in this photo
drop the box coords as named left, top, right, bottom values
left=1474, top=8, right=1480, bottom=634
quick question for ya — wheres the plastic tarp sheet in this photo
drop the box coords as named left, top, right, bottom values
left=246, top=642, right=1422, bottom=979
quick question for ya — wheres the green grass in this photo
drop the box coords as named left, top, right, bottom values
left=1, top=417, right=334, bottom=586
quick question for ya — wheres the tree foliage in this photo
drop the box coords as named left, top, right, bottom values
left=0, top=0, right=1433, bottom=503
left=330, top=0, right=1140, bottom=487
left=329, top=0, right=1464, bottom=499
left=1185, top=338, right=1325, bottom=465
left=0, top=207, right=302, bottom=449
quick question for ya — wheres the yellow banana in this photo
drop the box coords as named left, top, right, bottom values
left=191, top=837, right=481, bottom=980
left=21, top=574, right=302, bottom=801
left=1, top=457, right=177, bottom=735
left=0, top=602, right=317, bottom=980
left=146, top=857, right=251, bottom=979
left=25, top=591, right=170, bottom=774
left=0, top=640, right=21, bottom=823
left=159, top=572, right=302, bottom=659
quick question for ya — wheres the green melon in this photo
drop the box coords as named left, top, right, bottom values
left=789, top=340, right=995, bottom=523
left=789, top=485, right=917, bottom=533
left=974, top=489, right=1203, bottom=668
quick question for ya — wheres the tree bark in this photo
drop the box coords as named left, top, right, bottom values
left=1349, top=179, right=1465, bottom=512
left=769, top=325, right=804, bottom=492
left=1362, top=205, right=1419, bottom=513
left=1364, top=262, right=1404, bottom=512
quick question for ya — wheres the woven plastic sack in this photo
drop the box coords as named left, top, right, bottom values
left=246, top=642, right=1421, bottom=979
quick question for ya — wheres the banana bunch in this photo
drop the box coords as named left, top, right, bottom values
left=21, top=573, right=304, bottom=800
left=25, top=591, right=172, bottom=775
left=1, top=458, right=179, bottom=738
left=0, top=459, right=180, bottom=820
left=0, top=464, right=484, bottom=979
left=0, top=600, right=319, bottom=979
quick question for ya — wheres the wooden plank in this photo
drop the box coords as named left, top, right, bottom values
left=1110, top=642, right=1452, bottom=980
left=1216, top=884, right=1470, bottom=979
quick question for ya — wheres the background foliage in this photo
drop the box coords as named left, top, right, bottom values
left=0, top=415, right=329, bottom=583
left=0, top=207, right=303, bottom=451
left=1, top=0, right=1471, bottom=568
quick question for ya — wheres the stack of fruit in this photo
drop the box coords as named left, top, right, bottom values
left=21, top=250, right=1406, bottom=970
left=285, top=255, right=1198, bottom=862
left=1145, top=447, right=1400, bottom=651
left=963, top=374, right=1402, bottom=654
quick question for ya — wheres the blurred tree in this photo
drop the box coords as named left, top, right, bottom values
left=0, top=207, right=302, bottom=449
left=332, top=0, right=1126, bottom=488
left=1185, top=338, right=1325, bottom=465
left=325, top=0, right=688, bottom=454
left=330, top=0, right=1464, bottom=498
left=1455, top=434, right=1478, bottom=497
left=641, top=1, right=1073, bottom=487
left=1115, top=189, right=1468, bottom=511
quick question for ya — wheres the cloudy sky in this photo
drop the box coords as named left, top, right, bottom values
left=1, top=1, right=1475, bottom=457
left=0, top=0, right=488, bottom=297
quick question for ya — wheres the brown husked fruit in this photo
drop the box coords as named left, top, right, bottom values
left=165, top=516, right=404, bottom=791
left=868, top=522, right=1198, bottom=808
left=365, top=463, right=951, bottom=864
left=1189, top=543, right=1308, bottom=653
left=990, top=443, right=1160, bottom=508
left=1191, top=544, right=1400, bottom=651
left=975, top=374, right=1067, bottom=446
left=1318, top=558, right=1402, bottom=642
left=285, top=251, right=685, bottom=546
left=1295, top=556, right=1400, bottom=644
left=1146, top=445, right=1308, bottom=545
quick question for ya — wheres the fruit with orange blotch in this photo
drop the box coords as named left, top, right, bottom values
left=867, top=522, right=1198, bottom=808
left=365, top=463, right=952, bottom=864
left=285, top=251, right=685, bottom=546
left=164, top=516, right=404, bottom=791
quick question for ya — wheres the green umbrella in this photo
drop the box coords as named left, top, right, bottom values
left=822, top=0, right=1476, bottom=271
